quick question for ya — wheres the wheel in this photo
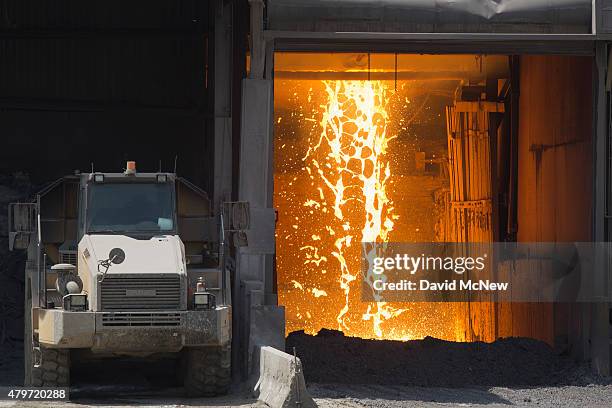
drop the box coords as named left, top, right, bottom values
left=31, top=347, right=70, bottom=387
left=183, top=345, right=231, bottom=397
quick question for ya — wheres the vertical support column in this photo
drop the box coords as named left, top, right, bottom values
left=591, top=41, right=610, bottom=376
left=236, top=79, right=285, bottom=379
left=213, top=0, right=233, bottom=211
left=593, top=0, right=598, bottom=35
left=229, top=0, right=284, bottom=382
left=264, top=40, right=276, bottom=303
left=238, top=79, right=274, bottom=283
left=248, top=0, right=265, bottom=80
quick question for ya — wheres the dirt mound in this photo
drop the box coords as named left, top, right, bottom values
left=287, top=329, right=580, bottom=387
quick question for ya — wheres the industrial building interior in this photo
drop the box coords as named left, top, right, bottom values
left=274, top=53, right=594, bottom=353
left=0, top=1, right=609, bottom=398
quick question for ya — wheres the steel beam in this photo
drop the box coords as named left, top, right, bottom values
left=267, top=31, right=598, bottom=54
left=590, top=41, right=610, bottom=376
left=237, top=78, right=284, bottom=379
left=213, top=0, right=233, bottom=211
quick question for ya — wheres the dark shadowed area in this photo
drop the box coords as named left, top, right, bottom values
left=287, top=329, right=607, bottom=388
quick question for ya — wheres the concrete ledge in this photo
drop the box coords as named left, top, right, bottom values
left=254, top=346, right=316, bottom=408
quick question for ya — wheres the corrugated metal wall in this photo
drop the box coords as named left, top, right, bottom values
left=268, top=0, right=592, bottom=34
left=0, top=0, right=209, bottom=108
left=0, top=38, right=204, bottom=108
left=0, top=0, right=214, bottom=189
left=0, top=0, right=204, bottom=30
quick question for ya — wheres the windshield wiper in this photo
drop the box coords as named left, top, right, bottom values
left=87, top=229, right=127, bottom=234
left=88, top=229, right=173, bottom=235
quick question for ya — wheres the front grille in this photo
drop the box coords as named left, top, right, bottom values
left=100, top=274, right=181, bottom=310
left=59, top=251, right=77, bottom=266
left=102, top=312, right=182, bottom=327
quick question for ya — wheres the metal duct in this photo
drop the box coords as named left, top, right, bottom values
left=267, top=0, right=592, bottom=34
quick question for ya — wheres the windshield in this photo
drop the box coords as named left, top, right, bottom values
left=86, top=182, right=175, bottom=233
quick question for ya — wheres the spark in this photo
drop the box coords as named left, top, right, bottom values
left=312, top=288, right=328, bottom=298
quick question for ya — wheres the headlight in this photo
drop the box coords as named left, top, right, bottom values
left=63, top=294, right=88, bottom=311
left=193, top=292, right=215, bottom=310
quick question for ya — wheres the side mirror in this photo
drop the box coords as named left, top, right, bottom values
left=8, top=203, right=36, bottom=251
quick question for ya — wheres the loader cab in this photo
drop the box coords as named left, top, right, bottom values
left=78, top=172, right=178, bottom=240
left=26, top=168, right=216, bottom=269
left=9, top=165, right=221, bottom=312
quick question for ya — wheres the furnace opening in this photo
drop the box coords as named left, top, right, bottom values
left=274, top=53, right=593, bottom=344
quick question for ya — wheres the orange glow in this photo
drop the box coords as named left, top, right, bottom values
left=126, top=161, right=136, bottom=174
left=274, top=53, right=508, bottom=341
left=303, top=80, right=405, bottom=337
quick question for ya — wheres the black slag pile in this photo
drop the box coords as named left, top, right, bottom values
left=287, top=329, right=577, bottom=387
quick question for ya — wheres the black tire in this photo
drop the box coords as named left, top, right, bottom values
left=31, top=347, right=70, bottom=387
left=183, top=346, right=231, bottom=397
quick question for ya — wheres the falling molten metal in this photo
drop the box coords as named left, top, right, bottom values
left=301, top=80, right=406, bottom=337
left=275, top=55, right=514, bottom=342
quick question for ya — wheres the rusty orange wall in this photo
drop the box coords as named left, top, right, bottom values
left=518, top=55, right=593, bottom=243
left=514, top=55, right=593, bottom=345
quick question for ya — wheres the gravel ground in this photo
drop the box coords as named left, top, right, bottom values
left=0, top=395, right=262, bottom=408
left=0, top=383, right=610, bottom=408
left=1, top=337, right=611, bottom=408
left=310, top=383, right=612, bottom=408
